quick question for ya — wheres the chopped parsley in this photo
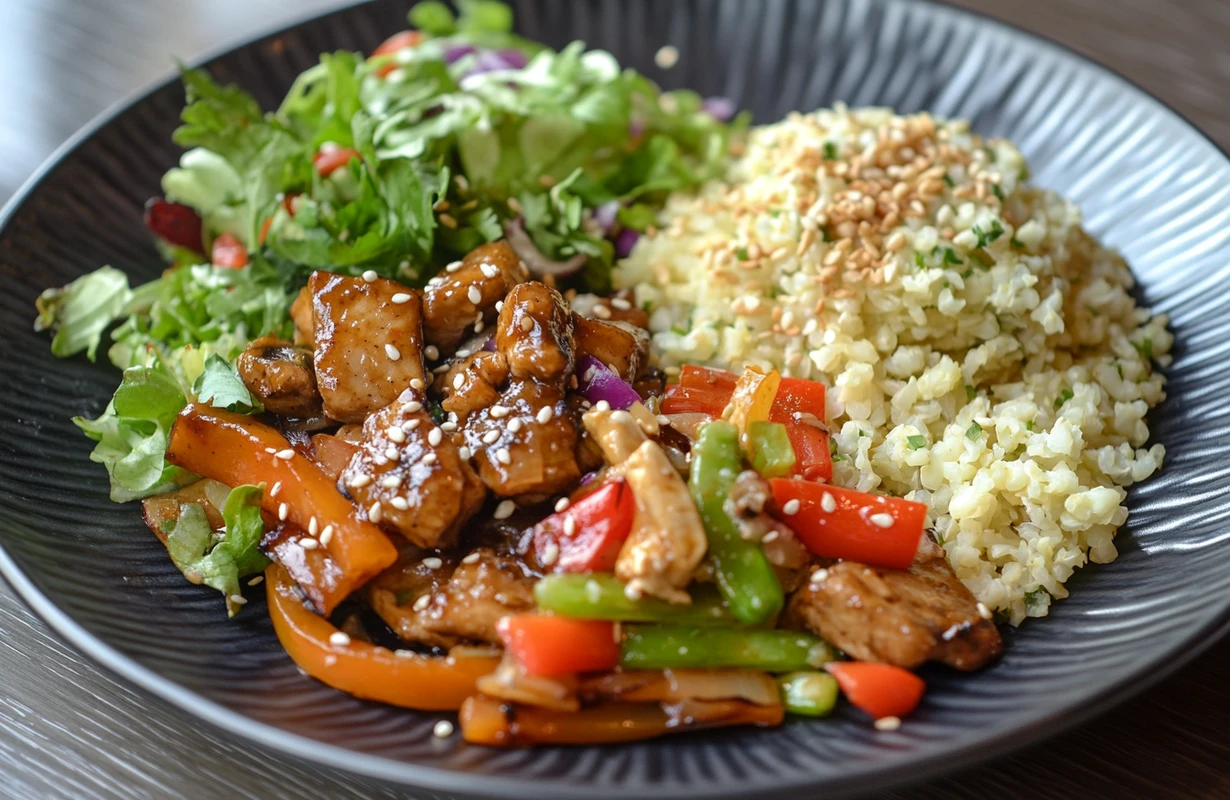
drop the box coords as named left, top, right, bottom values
left=1025, top=420, right=1035, bottom=432
left=914, top=251, right=927, bottom=270
left=736, top=246, right=749, bottom=261
left=991, top=183, right=1005, bottom=201
left=1010, top=235, right=1026, bottom=248
left=1131, top=337, right=1154, bottom=361
left=942, top=172, right=954, bottom=188
left=907, top=435, right=927, bottom=450
left=972, top=220, right=1005, bottom=249
left=965, top=384, right=977, bottom=401
left=1024, top=587, right=1051, bottom=613
left=823, top=142, right=838, bottom=160
left=966, top=421, right=983, bottom=440
left=428, top=399, right=447, bottom=424
left=942, top=247, right=963, bottom=266
left=960, top=267, right=974, bottom=279
left=1054, top=388, right=1074, bottom=410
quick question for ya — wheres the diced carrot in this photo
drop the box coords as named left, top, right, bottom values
left=312, top=146, right=361, bottom=178
left=531, top=480, right=635, bottom=573
left=769, top=479, right=926, bottom=570
left=826, top=662, right=925, bottom=720
left=497, top=615, right=619, bottom=677
left=211, top=232, right=248, bottom=268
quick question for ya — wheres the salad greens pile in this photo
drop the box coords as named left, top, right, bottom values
left=34, top=0, right=744, bottom=612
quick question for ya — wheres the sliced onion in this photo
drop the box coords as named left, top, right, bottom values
left=579, top=668, right=781, bottom=706
left=614, top=228, right=640, bottom=258
left=593, top=201, right=620, bottom=234
left=702, top=96, right=737, bottom=122
left=661, top=413, right=710, bottom=442
left=475, top=654, right=579, bottom=712
left=504, top=219, right=587, bottom=278
left=444, top=45, right=477, bottom=63
left=577, top=355, right=641, bottom=410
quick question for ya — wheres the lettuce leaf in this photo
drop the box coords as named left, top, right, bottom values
left=193, top=354, right=261, bottom=413
left=166, top=484, right=270, bottom=616
left=34, top=266, right=133, bottom=361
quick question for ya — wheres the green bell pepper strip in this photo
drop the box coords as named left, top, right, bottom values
left=619, top=625, right=838, bottom=672
left=746, top=420, right=796, bottom=478
left=689, top=421, right=783, bottom=624
left=778, top=671, right=840, bottom=717
left=533, top=574, right=738, bottom=625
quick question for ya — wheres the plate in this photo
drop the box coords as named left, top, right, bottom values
left=1, top=0, right=1228, bottom=798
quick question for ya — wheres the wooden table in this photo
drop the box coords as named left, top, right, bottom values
left=0, top=1, right=1225, bottom=797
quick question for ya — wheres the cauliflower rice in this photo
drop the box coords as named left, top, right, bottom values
left=615, top=106, right=1171, bottom=624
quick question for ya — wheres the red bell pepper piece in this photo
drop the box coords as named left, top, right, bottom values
left=497, top=615, right=619, bottom=677
left=313, top=146, right=362, bottom=178
left=210, top=232, right=248, bottom=269
left=370, top=30, right=424, bottom=77
left=826, top=662, right=925, bottom=719
left=769, top=479, right=926, bottom=569
left=680, top=365, right=738, bottom=391
left=531, top=480, right=635, bottom=573
left=660, top=383, right=730, bottom=416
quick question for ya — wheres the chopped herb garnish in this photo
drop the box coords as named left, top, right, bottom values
left=942, top=172, right=954, bottom=188
left=828, top=438, right=838, bottom=456
left=991, top=183, right=1005, bottom=201
left=641, top=300, right=653, bottom=312
left=966, top=421, right=983, bottom=440
left=965, top=384, right=977, bottom=401
left=934, top=530, right=946, bottom=545
left=736, top=246, right=749, bottom=261
left=907, top=435, right=927, bottom=450
left=1010, top=235, right=1025, bottom=248
left=428, top=399, right=447, bottom=424
left=823, top=142, right=838, bottom=160
left=960, top=267, right=974, bottom=279
left=970, top=251, right=992, bottom=269
left=942, top=247, right=963, bottom=266
left=1054, top=388, right=1074, bottom=410
left=1131, top=337, right=1154, bottom=361
left=670, top=325, right=689, bottom=335
left=1116, top=362, right=1124, bottom=379
left=914, top=251, right=926, bottom=270
left=972, top=220, right=1005, bottom=249
left=859, top=429, right=870, bottom=438
left=1024, top=587, right=1051, bottom=612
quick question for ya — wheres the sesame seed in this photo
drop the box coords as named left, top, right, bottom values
left=563, top=517, right=577, bottom=536
left=482, top=430, right=501, bottom=444
left=495, top=300, right=504, bottom=312
left=423, top=557, right=443, bottom=569
left=320, top=526, right=334, bottom=546
left=493, top=499, right=516, bottom=520
left=308, top=516, right=319, bottom=536
left=654, top=45, right=679, bottom=69
left=406, top=401, right=424, bottom=413
left=490, top=405, right=509, bottom=419
left=410, top=377, right=425, bottom=390
left=782, top=499, right=801, bottom=515
left=413, top=594, right=431, bottom=611
left=467, top=285, right=483, bottom=304
left=247, top=575, right=264, bottom=586
left=362, top=270, right=378, bottom=282
left=385, top=446, right=400, bottom=460
left=391, top=292, right=412, bottom=304
left=270, top=481, right=282, bottom=498
left=387, top=426, right=406, bottom=444
left=536, top=406, right=554, bottom=424
left=433, top=720, right=455, bottom=738
left=385, top=343, right=401, bottom=361
left=821, top=492, right=837, bottom=513
left=763, top=530, right=779, bottom=543
left=301, top=538, right=319, bottom=550
left=278, top=503, right=289, bottom=521
left=519, top=316, right=534, bottom=332
left=870, top=512, right=895, bottom=528
left=496, top=448, right=511, bottom=465
left=611, top=297, right=632, bottom=310
left=424, top=345, right=440, bottom=360
left=874, top=716, right=902, bottom=732
left=264, top=447, right=277, bottom=455
left=439, top=213, right=458, bottom=229
left=394, top=649, right=416, bottom=659
left=369, top=502, right=383, bottom=523
left=810, top=568, right=829, bottom=584
left=391, top=497, right=410, bottom=510
left=446, top=260, right=463, bottom=273
left=480, top=263, right=499, bottom=279
left=428, top=427, right=443, bottom=446
left=462, top=552, right=481, bottom=564
left=441, top=421, right=458, bottom=432
left=657, top=415, right=671, bottom=426
left=540, top=540, right=559, bottom=567
left=275, top=449, right=296, bottom=460
left=323, top=655, right=337, bottom=667
left=453, top=374, right=465, bottom=390
left=422, top=453, right=438, bottom=464
left=381, top=474, right=402, bottom=489
left=593, top=304, right=612, bottom=319
left=349, top=474, right=372, bottom=489
left=329, top=631, right=351, bottom=647
left=459, top=446, right=472, bottom=460
left=554, top=497, right=571, bottom=512
left=508, top=418, right=522, bottom=433
left=977, top=602, right=992, bottom=620
left=229, top=594, right=248, bottom=605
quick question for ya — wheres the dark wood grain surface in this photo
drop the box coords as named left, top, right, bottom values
left=0, top=1, right=1226, bottom=798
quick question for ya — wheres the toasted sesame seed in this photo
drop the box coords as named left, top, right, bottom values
left=413, top=594, right=431, bottom=611
left=278, top=503, right=289, bottom=521
left=467, top=285, right=483, bottom=304
left=439, top=213, right=458, bottom=229
left=391, top=497, right=409, bottom=511
left=490, top=405, right=509, bottom=419
left=423, top=557, right=443, bottom=569
left=810, top=568, right=829, bottom=584
left=977, top=602, right=992, bottom=620
left=554, top=497, right=571, bottom=513
left=308, top=516, right=319, bottom=536
left=362, top=270, right=378, bottom=282
left=428, top=427, right=443, bottom=446
left=453, top=373, right=465, bottom=390
left=480, top=263, right=499, bottom=279
left=563, top=516, right=577, bottom=536
left=508, top=418, right=523, bottom=433
left=441, top=421, right=458, bottom=432
left=229, top=594, right=248, bottom=605
left=329, top=631, right=351, bottom=647
left=406, top=401, right=424, bottom=413
left=782, top=499, right=801, bottom=515
left=275, top=449, right=296, bottom=460
left=821, top=492, right=837, bottom=513
left=381, top=474, right=402, bottom=489
left=493, top=499, right=516, bottom=520
left=369, top=502, right=383, bottom=523
left=301, top=538, right=319, bottom=550
left=387, top=426, right=406, bottom=444
left=482, top=429, right=500, bottom=444
left=247, top=575, right=264, bottom=586
left=433, top=720, right=455, bottom=738
left=870, top=512, right=895, bottom=528
left=495, top=300, right=504, bottom=312
left=385, top=343, right=401, bottom=361
left=874, top=716, right=902, bottom=731
left=496, top=448, right=511, bottom=465
left=391, top=292, right=412, bottom=304
left=394, top=648, right=416, bottom=658
left=595, top=400, right=611, bottom=412
left=424, top=345, right=440, bottom=360
left=459, top=446, right=472, bottom=460
left=320, top=526, right=334, bottom=546
left=657, top=415, right=671, bottom=426
left=349, top=474, right=372, bottom=489
left=763, top=530, right=779, bottom=543
left=519, top=316, right=534, bottom=332
left=270, top=481, right=282, bottom=498
left=540, top=540, right=560, bottom=567
left=473, top=315, right=485, bottom=333
left=446, top=260, right=463, bottom=273
left=410, top=377, right=425, bottom=391
left=422, top=453, right=438, bottom=464
left=593, top=304, right=612, bottom=319
left=385, top=446, right=400, bottom=460
left=536, top=406, right=554, bottom=424
left=611, top=297, right=632, bottom=310
left=462, top=551, right=481, bottom=564
left=264, top=447, right=277, bottom=455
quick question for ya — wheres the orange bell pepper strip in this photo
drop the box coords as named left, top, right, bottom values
left=529, top=479, right=636, bottom=573
left=369, top=30, right=424, bottom=77
left=210, top=232, right=248, bottom=269
left=166, top=404, right=397, bottom=598
left=459, top=695, right=784, bottom=746
left=680, top=364, right=738, bottom=391
left=496, top=615, right=619, bottom=678
left=825, top=662, right=925, bottom=720
left=309, top=433, right=359, bottom=482
left=266, top=564, right=500, bottom=709
left=260, top=521, right=350, bottom=614
left=769, top=479, right=926, bottom=569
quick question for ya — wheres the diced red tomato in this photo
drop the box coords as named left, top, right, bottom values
left=826, top=662, right=925, bottom=719
left=210, top=232, right=248, bottom=269
left=370, top=30, right=424, bottom=77
left=144, top=197, right=204, bottom=253
left=679, top=365, right=738, bottom=391
left=769, top=479, right=926, bottom=569
left=259, top=216, right=274, bottom=246
left=313, top=146, right=361, bottom=178
left=531, top=480, right=635, bottom=573
left=497, top=616, right=619, bottom=677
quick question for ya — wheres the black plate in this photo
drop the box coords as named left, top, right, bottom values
left=1, top=1, right=1228, bottom=798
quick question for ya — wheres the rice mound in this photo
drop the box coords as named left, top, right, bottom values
left=615, top=106, right=1171, bottom=624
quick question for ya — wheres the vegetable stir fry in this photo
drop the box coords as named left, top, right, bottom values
left=35, top=1, right=1003, bottom=745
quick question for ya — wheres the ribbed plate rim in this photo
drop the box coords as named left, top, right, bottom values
left=0, top=0, right=1227, bottom=798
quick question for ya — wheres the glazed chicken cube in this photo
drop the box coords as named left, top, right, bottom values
left=310, top=272, right=426, bottom=423
left=785, top=536, right=1003, bottom=670
left=235, top=335, right=322, bottom=418
left=572, top=315, right=649, bottom=382
left=441, top=351, right=509, bottom=421
left=422, top=241, right=529, bottom=354
left=495, top=281, right=575, bottom=382
left=340, top=396, right=485, bottom=549
left=367, top=547, right=536, bottom=649
left=289, top=285, right=313, bottom=346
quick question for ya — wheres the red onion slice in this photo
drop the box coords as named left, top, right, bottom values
left=504, top=220, right=587, bottom=277
left=577, top=355, right=640, bottom=410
